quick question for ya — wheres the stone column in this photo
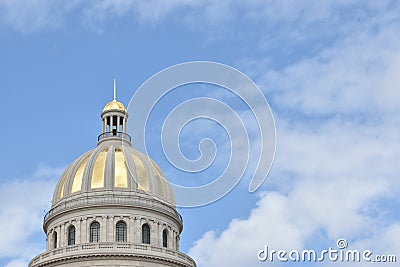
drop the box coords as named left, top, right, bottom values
left=82, top=218, right=87, bottom=243
left=150, top=221, right=157, bottom=245
left=110, top=115, right=114, bottom=135
left=46, top=233, right=49, bottom=251
left=102, top=216, right=107, bottom=242
left=107, top=216, right=115, bottom=241
left=76, top=219, right=81, bottom=244
left=117, top=116, right=120, bottom=133
left=122, top=117, right=126, bottom=133
left=157, top=222, right=161, bottom=247
left=126, top=216, right=135, bottom=242
left=55, top=226, right=60, bottom=248
left=129, top=217, right=134, bottom=242
left=172, top=230, right=178, bottom=251
left=135, top=218, right=141, bottom=243
left=176, top=232, right=180, bottom=251
left=169, top=229, right=174, bottom=249
left=60, top=223, right=65, bottom=247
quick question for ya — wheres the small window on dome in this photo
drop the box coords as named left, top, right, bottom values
left=90, top=221, right=100, bottom=243
left=162, top=229, right=168, bottom=248
left=53, top=232, right=58, bottom=249
left=116, top=221, right=127, bottom=242
left=68, top=225, right=75, bottom=245
left=142, top=224, right=150, bottom=244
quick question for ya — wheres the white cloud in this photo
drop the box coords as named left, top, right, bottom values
left=0, top=165, right=62, bottom=266
left=4, top=259, right=27, bottom=267
left=0, top=0, right=81, bottom=32
left=262, top=20, right=400, bottom=116
left=188, top=2, right=400, bottom=267
left=189, top=192, right=307, bottom=266
left=1, top=0, right=397, bottom=36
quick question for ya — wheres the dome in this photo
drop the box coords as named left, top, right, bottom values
left=52, top=142, right=175, bottom=206
left=102, top=99, right=126, bottom=112
left=30, top=81, right=196, bottom=267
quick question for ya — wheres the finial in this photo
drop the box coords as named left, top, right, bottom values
left=113, top=78, right=117, bottom=101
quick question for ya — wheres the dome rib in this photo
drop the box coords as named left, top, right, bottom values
left=123, top=146, right=137, bottom=191
left=104, top=145, right=114, bottom=190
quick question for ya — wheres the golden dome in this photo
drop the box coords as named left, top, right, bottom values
left=53, top=142, right=176, bottom=206
left=103, top=99, right=126, bottom=112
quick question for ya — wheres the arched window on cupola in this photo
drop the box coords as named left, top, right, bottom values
left=162, top=229, right=168, bottom=248
left=53, top=232, right=58, bottom=249
left=68, top=225, right=76, bottom=245
left=116, top=221, right=127, bottom=242
left=142, top=224, right=150, bottom=244
left=90, top=221, right=100, bottom=243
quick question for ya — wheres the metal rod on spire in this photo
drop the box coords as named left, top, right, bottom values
left=113, top=78, right=117, bottom=101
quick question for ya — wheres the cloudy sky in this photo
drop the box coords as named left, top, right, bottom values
left=1, top=1, right=400, bottom=266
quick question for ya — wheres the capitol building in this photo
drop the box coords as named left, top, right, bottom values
left=29, top=82, right=197, bottom=267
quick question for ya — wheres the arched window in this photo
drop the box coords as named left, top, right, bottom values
left=53, top=232, right=58, bottom=249
left=162, top=229, right=168, bottom=248
left=116, top=221, right=127, bottom=242
left=68, top=225, right=76, bottom=245
left=90, top=221, right=100, bottom=243
left=142, top=224, right=150, bottom=244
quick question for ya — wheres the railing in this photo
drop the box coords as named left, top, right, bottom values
left=29, top=242, right=196, bottom=267
left=98, top=131, right=132, bottom=142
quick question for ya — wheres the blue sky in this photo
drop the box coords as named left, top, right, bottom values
left=1, top=1, right=400, bottom=266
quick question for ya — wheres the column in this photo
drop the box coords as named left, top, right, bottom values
left=107, top=216, right=115, bottom=241
left=169, top=229, right=174, bottom=249
left=82, top=218, right=87, bottom=243
left=102, top=216, right=107, bottom=242
left=176, top=232, right=180, bottom=250
left=46, top=233, right=49, bottom=251
left=116, top=116, right=120, bottom=134
left=122, top=117, right=126, bottom=133
left=76, top=219, right=81, bottom=244
left=52, top=227, right=56, bottom=248
left=157, top=222, right=161, bottom=247
left=110, top=115, right=114, bottom=135
left=151, top=221, right=157, bottom=245
left=129, top=217, right=134, bottom=242
left=55, top=226, right=60, bottom=248
left=172, top=231, right=177, bottom=251
left=135, top=218, right=141, bottom=243
left=60, top=223, right=65, bottom=247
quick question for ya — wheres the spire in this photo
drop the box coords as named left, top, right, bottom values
left=113, top=78, right=117, bottom=101
left=99, top=78, right=130, bottom=145
left=102, top=79, right=126, bottom=113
